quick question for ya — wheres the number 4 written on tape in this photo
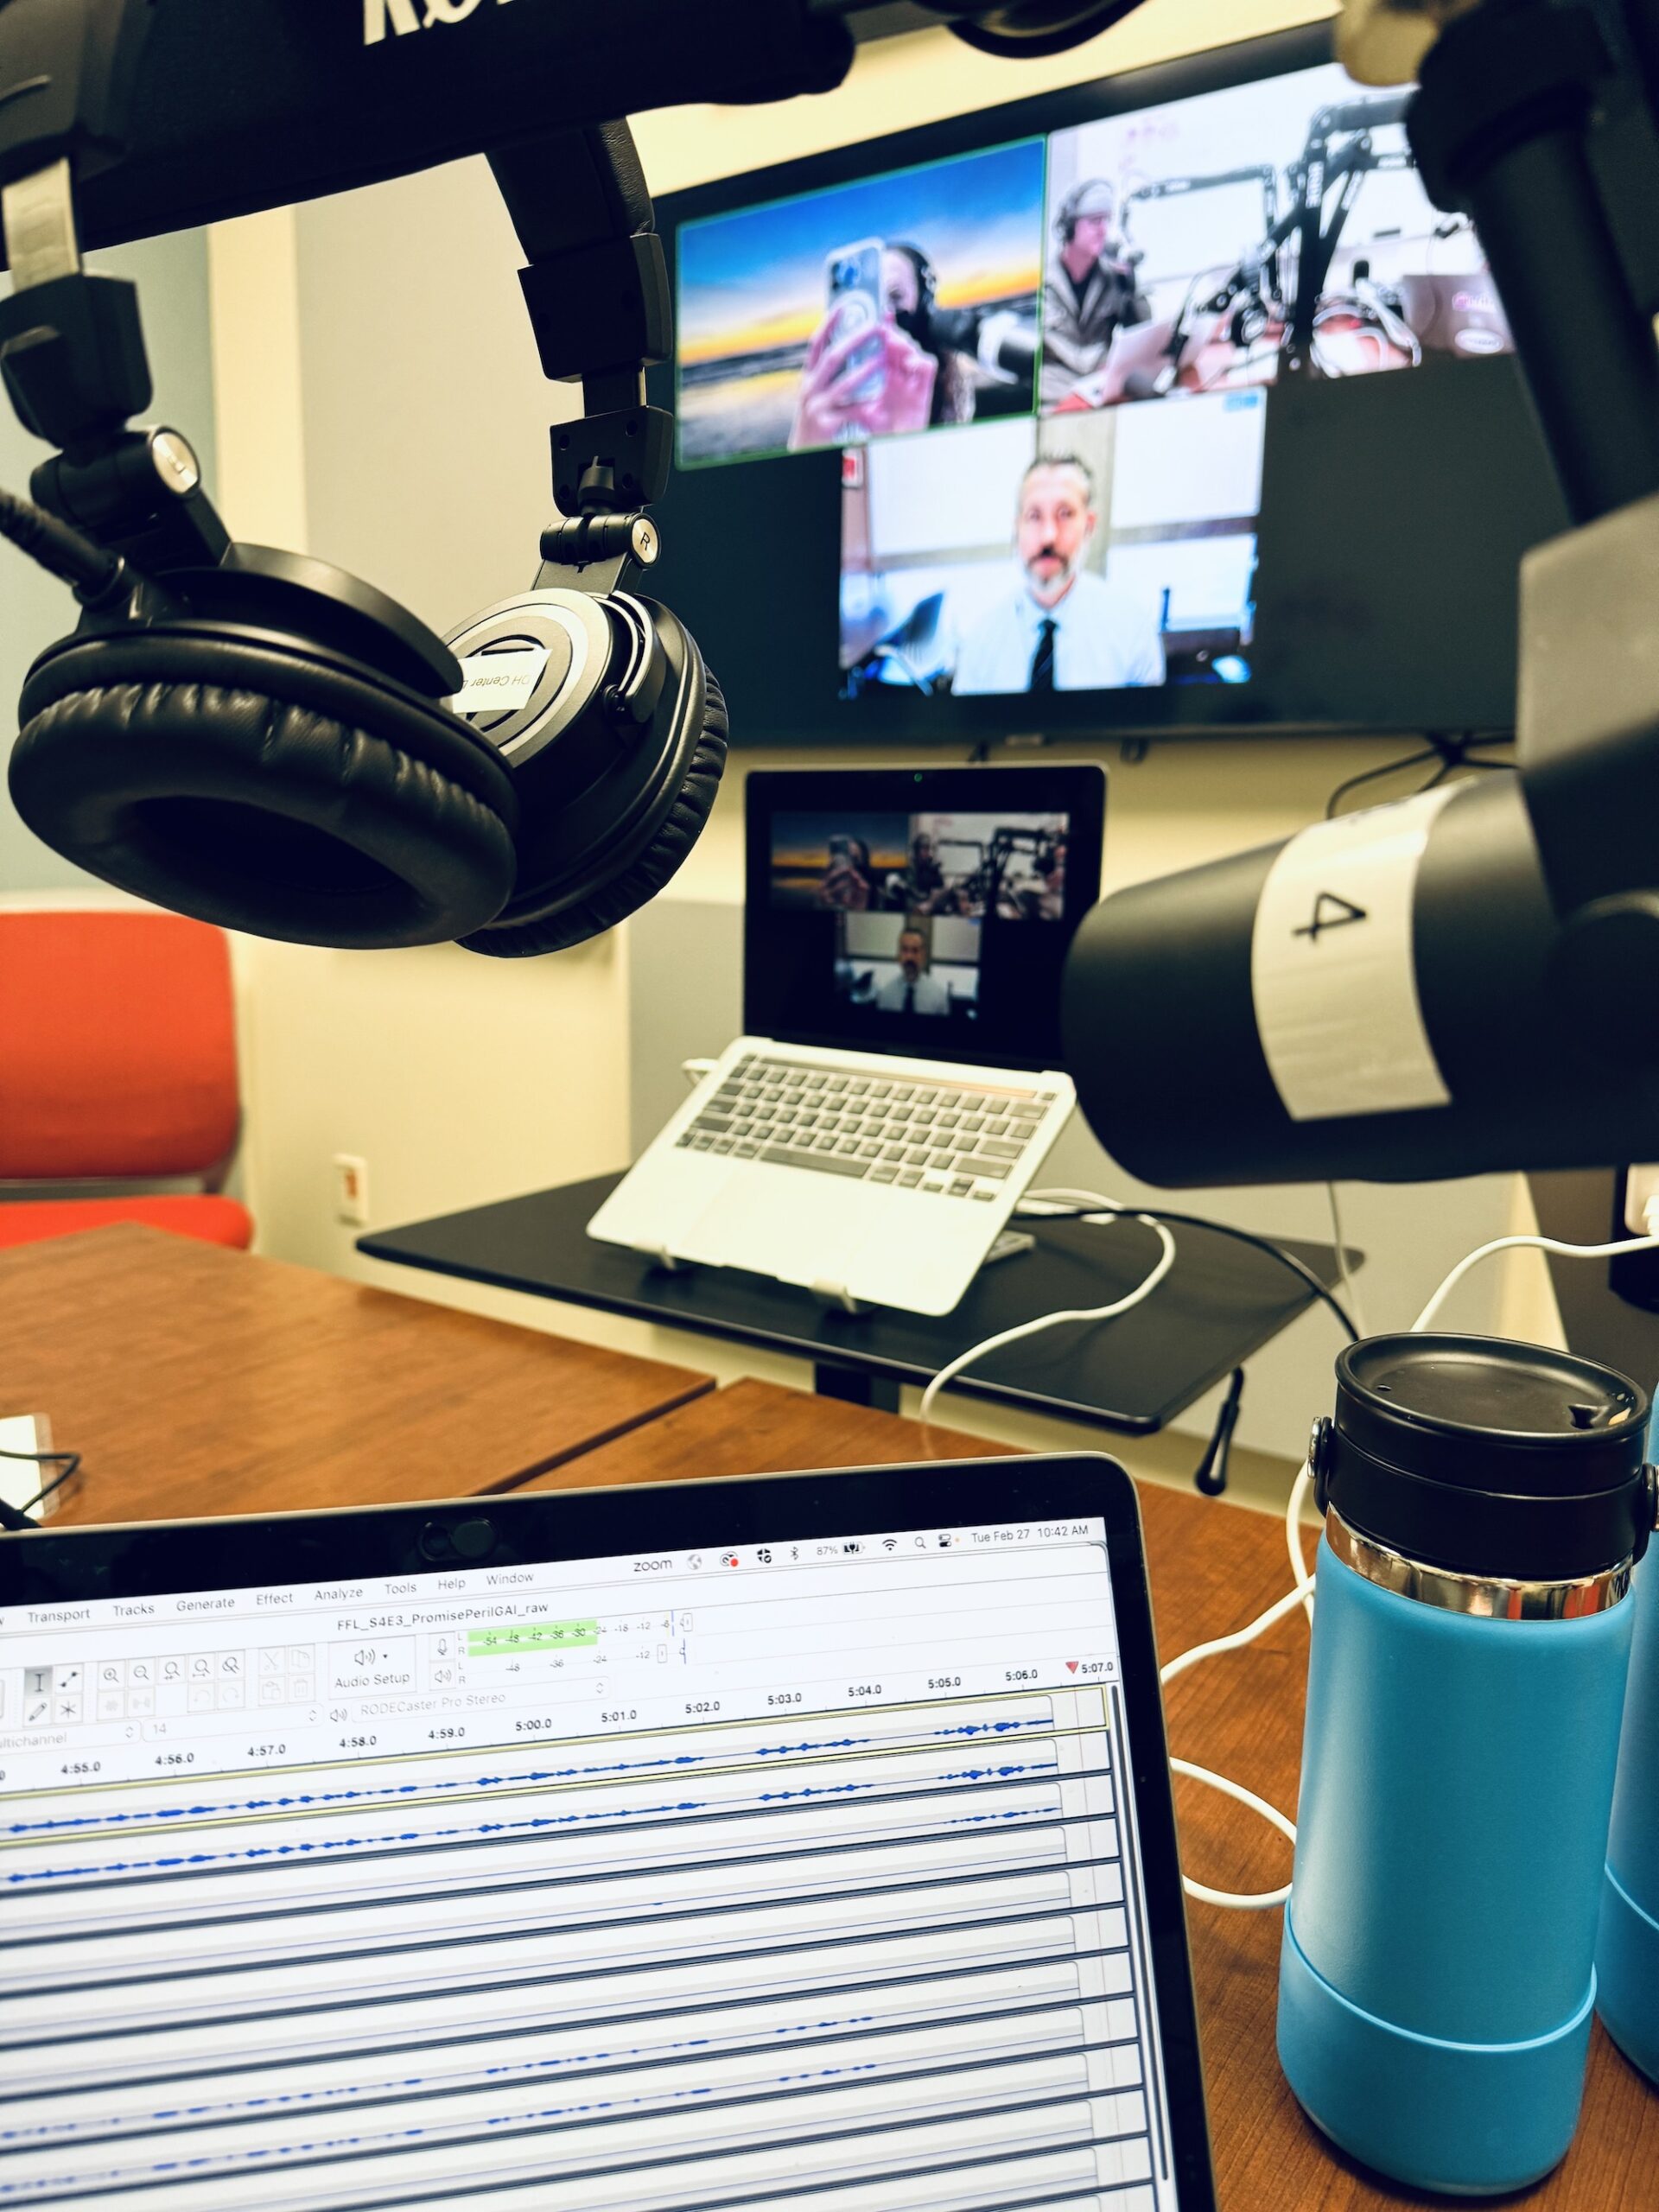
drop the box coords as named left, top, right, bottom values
left=1293, top=891, right=1369, bottom=943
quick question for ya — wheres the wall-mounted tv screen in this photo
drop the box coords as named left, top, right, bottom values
left=643, top=24, right=1578, bottom=744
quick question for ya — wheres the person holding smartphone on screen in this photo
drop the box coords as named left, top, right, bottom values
left=789, top=243, right=975, bottom=450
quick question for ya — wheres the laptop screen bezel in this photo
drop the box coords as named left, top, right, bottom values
left=742, top=762, right=1106, bottom=1070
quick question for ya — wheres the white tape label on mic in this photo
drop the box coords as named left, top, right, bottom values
left=449, top=645, right=549, bottom=716
left=1250, top=784, right=1459, bottom=1122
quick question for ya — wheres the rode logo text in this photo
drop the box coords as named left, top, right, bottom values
left=365, top=0, right=514, bottom=42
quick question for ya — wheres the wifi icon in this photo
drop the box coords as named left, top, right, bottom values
left=882, top=1537, right=898, bottom=1552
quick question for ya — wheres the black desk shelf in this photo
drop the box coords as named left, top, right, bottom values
left=361, top=1174, right=1345, bottom=1436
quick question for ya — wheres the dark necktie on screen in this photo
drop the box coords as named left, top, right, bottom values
left=1028, top=617, right=1057, bottom=693
left=904, top=982, right=915, bottom=1015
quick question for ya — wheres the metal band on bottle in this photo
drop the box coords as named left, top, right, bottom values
left=1325, top=1508, right=1633, bottom=1618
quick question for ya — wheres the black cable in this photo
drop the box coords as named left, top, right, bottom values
left=1016, top=1201, right=1361, bottom=1342
left=20, top=1461, right=79, bottom=1515
left=0, top=484, right=125, bottom=602
left=1325, top=733, right=1514, bottom=819
left=0, top=1446, right=82, bottom=1527
left=1324, top=743, right=1442, bottom=819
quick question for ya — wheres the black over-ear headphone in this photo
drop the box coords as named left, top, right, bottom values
left=1, top=124, right=724, bottom=957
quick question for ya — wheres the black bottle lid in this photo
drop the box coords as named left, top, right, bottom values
left=1310, top=1335, right=1654, bottom=1582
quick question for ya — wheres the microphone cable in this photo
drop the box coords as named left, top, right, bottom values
left=0, top=484, right=128, bottom=605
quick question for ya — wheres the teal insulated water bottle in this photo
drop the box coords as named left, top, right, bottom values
left=1277, top=1337, right=1654, bottom=2195
left=1597, top=1394, right=1659, bottom=2082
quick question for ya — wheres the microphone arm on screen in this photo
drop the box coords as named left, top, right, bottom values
left=870, top=644, right=936, bottom=696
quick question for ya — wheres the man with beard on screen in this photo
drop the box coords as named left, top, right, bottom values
left=951, top=453, right=1165, bottom=694
left=873, top=920, right=951, bottom=1015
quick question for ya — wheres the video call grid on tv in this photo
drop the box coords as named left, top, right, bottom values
left=674, top=54, right=1511, bottom=702
left=769, top=809, right=1069, bottom=1025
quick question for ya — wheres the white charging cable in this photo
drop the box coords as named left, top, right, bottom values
left=1159, top=1203, right=1659, bottom=1910
left=1168, top=1759, right=1300, bottom=1910
left=1287, top=1458, right=1316, bottom=1624
left=1158, top=1469, right=1317, bottom=1910
left=917, top=1193, right=1175, bottom=1421
left=1412, top=1219, right=1659, bottom=1332
left=1166, top=1217, right=1659, bottom=1912
left=938, top=1182, right=1307, bottom=1906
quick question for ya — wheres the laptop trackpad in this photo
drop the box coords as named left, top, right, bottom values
left=689, top=1173, right=859, bottom=1291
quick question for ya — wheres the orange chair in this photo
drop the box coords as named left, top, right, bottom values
left=0, top=911, right=253, bottom=1252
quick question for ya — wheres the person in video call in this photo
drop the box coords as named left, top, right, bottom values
left=874, top=921, right=950, bottom=1016
left=789, top=244, right=976, bottom=450
left=1039, top=180, right=1151, bottom=410
left=951, top=454, right=1166, bottom=694
left=815, top=835, right=878, bottom=911
left=883, top=830, right=947, bottom=912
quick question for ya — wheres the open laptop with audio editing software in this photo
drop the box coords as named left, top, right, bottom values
left=0, top=1458, right=1217, bottom=2211
left=588, top=764, right=1105, bottom=1315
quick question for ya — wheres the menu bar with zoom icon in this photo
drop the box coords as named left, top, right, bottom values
left=7, top=1520, right=1101, bottom=1630
left=0, top=1525, right=1113, bottom=1796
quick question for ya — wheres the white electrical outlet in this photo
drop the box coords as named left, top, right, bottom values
left=1624, top=1165, right=1659, bottom=1236
left=332, top=1154, right=370, bottom=1227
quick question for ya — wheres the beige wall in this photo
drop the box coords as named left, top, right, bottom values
left=631, top=0, right=1337, bottom=191
left=209, top=177, right=631, bottom=1289
left=205, top=0, right=1560, bottom=1512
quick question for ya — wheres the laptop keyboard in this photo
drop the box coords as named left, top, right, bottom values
left=675, top=1053, right=1058, bottom=1201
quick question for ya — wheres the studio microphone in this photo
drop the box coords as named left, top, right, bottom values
left=1061, top=770, right=1659, bottom=1188
left=974, top=308, right=1039, bottom=385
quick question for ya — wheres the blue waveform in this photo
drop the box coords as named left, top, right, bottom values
left=9, top=1716, right=1052, bottom=1840
left=7, top=1761, right=1060, bottom=1888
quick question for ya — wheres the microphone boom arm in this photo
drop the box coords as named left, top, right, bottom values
left=0, top=0, right=856, bottom=265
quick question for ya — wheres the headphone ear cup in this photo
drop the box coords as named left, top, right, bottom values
left=460, top=663, right=727, bottom=960
left=10, top=632, right=521, bottom=949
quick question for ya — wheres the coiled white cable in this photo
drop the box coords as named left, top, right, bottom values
left=1169, top=1760, right=1300, bottom=1911
left=1160, top=1568, right=1316, bottom=1694
left=988, top=1187, right=1311, bottom=1908
left=1169, top=1224, right=1659, bottom=1912
left=1159, top=1473, right=1316, bottom=1910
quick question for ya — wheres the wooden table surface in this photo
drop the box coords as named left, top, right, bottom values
left=531, top=1379, right=1659, bottom=2212
left=9, top=1234, right=1652, bottom=2208
left=0, top=1225, right=715, bottom=1524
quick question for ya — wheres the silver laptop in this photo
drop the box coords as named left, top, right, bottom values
left=588, top=765, right=1105, bottom=1315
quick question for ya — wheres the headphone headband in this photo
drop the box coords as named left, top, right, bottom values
left=489, top=124, right=674, bottom=518
left=0, top=118, right=674, bottom=536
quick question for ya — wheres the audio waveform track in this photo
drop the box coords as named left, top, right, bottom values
left=0, top=1689, right=1159, bottom=2211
